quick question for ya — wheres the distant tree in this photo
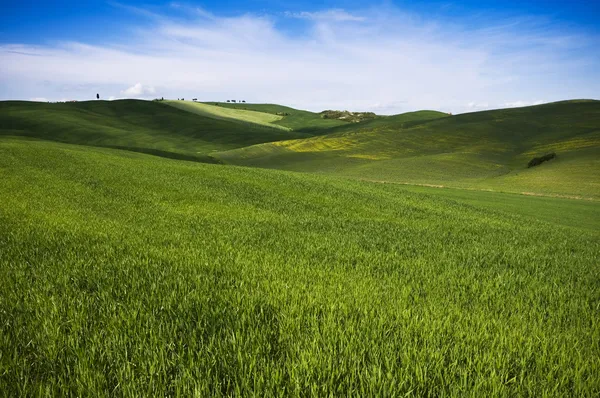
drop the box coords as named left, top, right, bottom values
left=227, top=100, right=231, bottom=103
left=232, top=100, right=236, bottom=103
left=528, top=153, right=556, bottom=168
left=96, top=93, right=99, bottom=100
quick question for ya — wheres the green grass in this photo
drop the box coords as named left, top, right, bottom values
left=396, top=184, right=600, bottom=231
left=1, top=136, right=599, bottom=396
left=0, top=100, right=308, bottom=161
left=207, top=102, right=351, bottom=133
left=164, top=101, right=292, bottom=130
left=216, top=100, right=600, bottom=198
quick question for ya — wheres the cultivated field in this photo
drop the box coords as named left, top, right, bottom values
left=0, top=99, right=599, bottom=396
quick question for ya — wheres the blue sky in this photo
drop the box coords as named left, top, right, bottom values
left=1, top=0, right=599, bottom=113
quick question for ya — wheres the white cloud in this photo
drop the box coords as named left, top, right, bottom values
left=121, top=83, right=156, bottom=97
left=285, top=9, right=365, bottom=22
left=504, top=100, right=547, bottom=108
left=0, top=6, right=598, bottom=113
left=169, top=2, right=215, bottom=20
left=30, top=97, right=48, bottom=102
left=466, top=102, right=490, bottom=110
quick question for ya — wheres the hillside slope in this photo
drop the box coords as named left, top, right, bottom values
left=207, top=102, right=351, bottom=133
left=307, top=110, right=451, bottom=137
left=216, top=100, right=600, bottom=198
left=0, top=100, right=307, bottom=161
left=164, top=101, right=291, bottom=130
left=1, top=137, right=598, bottom=395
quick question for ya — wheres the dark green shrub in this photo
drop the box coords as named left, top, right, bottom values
left=528, top=153, right=556, bottom=168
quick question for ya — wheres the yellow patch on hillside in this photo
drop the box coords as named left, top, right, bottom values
left=525, top=136, right=600, bottom=155
left=274, top=136, right=361, bottom=153
left=346, top=154, right=391, bottom=160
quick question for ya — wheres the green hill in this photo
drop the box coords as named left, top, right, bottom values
left=1, top=136, right=598, bottom=395
left=2, top=99, right=597, bottom=198
left=164, top=100, right=291, bottom=130
left=206, top=102, right=352, bottom=133
left=216, top=100, right=600, bottom=198
left=0, top=100, right=308, bottom=162
left=306, top=110, right=451, bottom=136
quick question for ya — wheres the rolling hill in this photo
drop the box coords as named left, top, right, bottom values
left=215, top=100, right=600, bottom=199
left=1, top=99, right=598, bottom=198
left=1, top=136, right=598, bottom=395
left=0, top=100, right=308, bottom=162
left=207, top=102, right=353, bottom=133
left=163, top=100, right=291, bottom=130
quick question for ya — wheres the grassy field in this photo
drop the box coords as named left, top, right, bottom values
left=0, top=100, right=307, bottom=162
left=397, top=184, right=600, bottom=231
left=216, top=100, right=600, bottom=198
left=1, top=136, right=599, bottom=396
left=164, top=101, right=291, bottom=130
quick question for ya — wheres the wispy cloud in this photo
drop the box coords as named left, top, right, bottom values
left=467, top=102, right=490, bottom=110
left=107, top=1, right=165, bottom=21
left=169, top=2, right=216, bottom=20
left=285, top=9, right=366, bottom=22
left=0, top=5, right=598, bottom=114
left=504, top=100, right=547, bottom=108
